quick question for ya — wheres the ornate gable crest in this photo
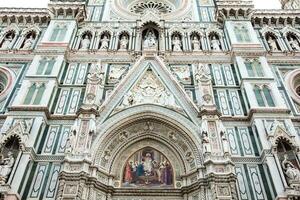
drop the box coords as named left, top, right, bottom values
left=118, top=68, right=180, bottom=110
left=0, top=119, right=33, bottom=150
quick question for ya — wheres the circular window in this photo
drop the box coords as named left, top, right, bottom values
left=285, top=69, right=300, bottom=105
left=0, top=67, right=14, bottom=100
left=112, top=0, right=191, bottom=20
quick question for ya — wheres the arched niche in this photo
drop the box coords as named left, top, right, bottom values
left=141, top=22, right=160, bottom=51
left=92, top=114, right=202, bottom=188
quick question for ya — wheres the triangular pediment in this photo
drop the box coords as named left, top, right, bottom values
left=98, top=56, right=200, bottom=125
left=116, top=67, right=181, bottom=111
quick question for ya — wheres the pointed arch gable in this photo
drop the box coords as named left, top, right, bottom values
left=91, top=108, right=203, bottom=176
left=98, top=55, right=200, bottom=126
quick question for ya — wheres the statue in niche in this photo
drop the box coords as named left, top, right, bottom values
left=211, top=36, right=221, bottom=51
left=191, top=36, right=201, bottom=51
left=282, top=154, right=300, bottom=184
left=221, top=131, right=229, bottom=154
left=202, top=131, right=211, bottom=153
left=100, top=35, right=110, bottom=50
left=143, top=29, right=157, bottom=49
left=119, top=35, right=128, bottom=50
left=80, top=35, right=91, bottom=50
left=1, top=35, right=13, bottom=49
left=66, top=119, right=79, bottom=153
left=0, top=151, right=15, bottom=184
left=172, top=36, right=182, bottom=52
left=267, top=37, right=279, bottom=51
left=22, top=35, right=35, bottom=50
left=289, top=37, right=300, bottom=51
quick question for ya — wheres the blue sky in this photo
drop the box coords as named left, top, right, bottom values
left=0, top=0, right=282, bottom=9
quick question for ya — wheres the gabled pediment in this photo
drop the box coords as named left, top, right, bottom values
left=98, top=55, right=200, bottom=125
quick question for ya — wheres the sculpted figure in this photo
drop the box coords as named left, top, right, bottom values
left=172, top=36, right=182, bottom=52
left=100, top=35, right=109, bottom=50
left=1, top=35, right=13, bottom=49
left=221, top=131, right=229, bottom=154
left=143, top=30, right=156, bottom=48
left=192, top=36, right=201, bottom=51
left=289, top=37, right=300, bottom=51
left=268, top=37, right=279, bottom=51
left=22, top=35, right=35, bottom=50
left=202, top=131, right=211, bottom=153
left=282, top=154, right=300, bottom=184
left=66, top=119, right=79, bottom=153
left=0, top=152, right=15, bottom=184
left=211, top=36, right=221, bottom=51
left=119, top=35, right=128, bottom=50
left=80, top=35, right=91, bottom=50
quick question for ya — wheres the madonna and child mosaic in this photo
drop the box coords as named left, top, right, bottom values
left=122, top=147, right=173, bottom=187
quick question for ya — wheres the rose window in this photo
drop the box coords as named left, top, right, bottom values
left=130, top=1, right=173, bottom=14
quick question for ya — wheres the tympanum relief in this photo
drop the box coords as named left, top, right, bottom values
left=119, top=70, right=180, bottom=109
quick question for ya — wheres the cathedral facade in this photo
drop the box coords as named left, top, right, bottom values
left=0, top=0, right=300, bottom=199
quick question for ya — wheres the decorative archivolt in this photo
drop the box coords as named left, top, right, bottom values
left=169, top=27, right=184, bottom=37
left=260, top=26, right=281, bottom=38
left=77, top=26, right=96, bottom=37
left=206, top=27, right=223, bottom=38
left=0, top=24, right=20, bottom=37
left=0, top=119, right=33, bottom=151
left=187, top=29, right=204, bottom=37
left=116, top=29, right=131, bottom=37
left=97, top=27, right=114, bottom=37
left=20, top=25, right=41, bottom=37
left=281, top=26, right=300, bottom=38
left=94, top=119, right=202, bottom=176
left=268, top=121, right=299, bottom=152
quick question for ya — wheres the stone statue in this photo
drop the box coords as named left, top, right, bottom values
left=66, top=119, right=79, bottom=153
left=172, top=36, right=182, bottom=52
left=191, top=36, right=200, bottom=51
left=282, top=154, right=300, bottom=184
left=119, top=35, right=128, bottom=50
left=143, top=30, right=156, bottom=49
left=221, top=131, right=229, bottom=154
left=80, top=35, right=91, bottom=50
left=100, top=35, right=109, bottom=50
left=22, top=35, right=34, bottom=50
left=289, top=37, right=300, bottom=51
left=211, top=36, right=221, bottom=51
left=202, top=131, right=211, bottom=153
left=0, top=151, right=15, bottom=184
left=1, top=35, right=13, bottom=49
left=268, top=37, right=279, bottom=51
